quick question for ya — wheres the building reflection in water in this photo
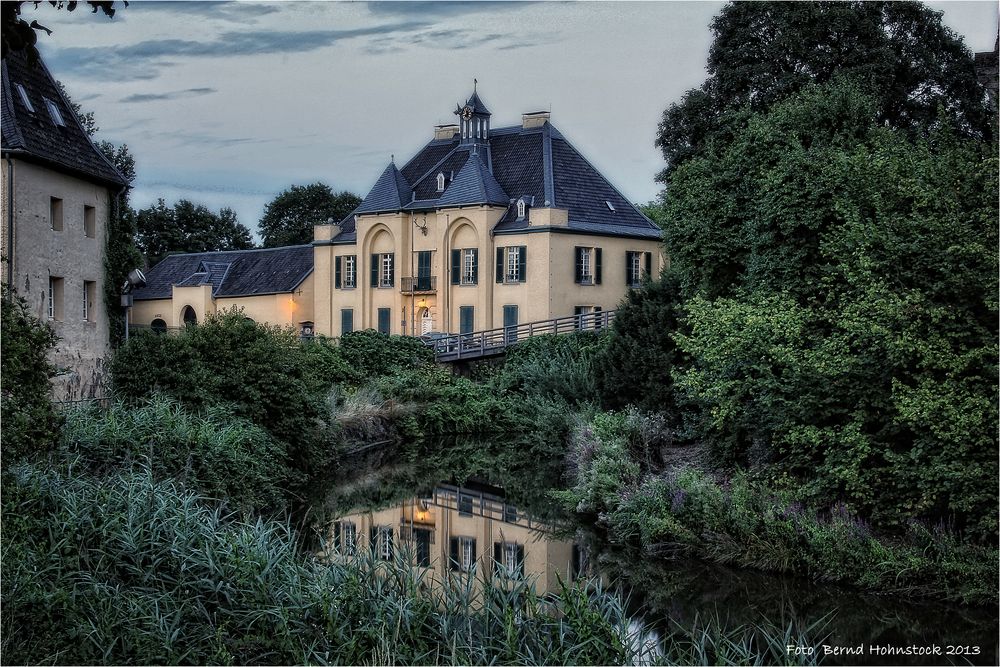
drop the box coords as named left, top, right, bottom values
left=326, top=482, right=589, bottom=594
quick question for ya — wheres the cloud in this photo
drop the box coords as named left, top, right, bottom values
left=366, top=1, right=538, bottom=18
left=48, top=20, right=430, bottom=80
left=119, top=87, right=217, bottom=103
left=132, top=2, right=282, bottom=21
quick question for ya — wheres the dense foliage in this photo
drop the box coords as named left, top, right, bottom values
left=0, top=288, right=61, bottom=461
left=136, top=199, right=255, bottom=267
left=559, top=411, right=999, bottom=604
left=258, top=182, right=361, bottom=248
left=655, top=1, right=993, bottom=179
left=661, top=81, right=998, bottom=537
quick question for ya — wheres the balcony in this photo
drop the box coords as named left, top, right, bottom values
left=401, top=276, right=436, bottom=293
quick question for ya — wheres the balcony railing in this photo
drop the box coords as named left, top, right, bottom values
left=401, top=276, right=436, bottom=293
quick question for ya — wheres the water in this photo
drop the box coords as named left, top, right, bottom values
left=329, top=438, right=998, bottom=666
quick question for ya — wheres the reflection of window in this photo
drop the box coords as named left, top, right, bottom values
left=333, top=521, right=358, bottom=555
left=373, top=526, right=393, bottom=560
left=504, top=504, right=517, bottom=523
left=450, top=536, right=477, bottom=572
left=414, top=528, right=431, bottom=568
left=572, top=543, right=590, bottom=580
left=458, top=493, right=473, bottom=516
left=494, top=541, right=525, bottom=578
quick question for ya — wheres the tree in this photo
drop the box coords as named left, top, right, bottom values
left=2, top=1, right=122, bottom=63
left=655, top=1, right=993, bottom=181
left=136, top=199, right=254, bottom=266
left=665, top=81, right=998, bottom=537
left=259, top=183, right=361, bottom=248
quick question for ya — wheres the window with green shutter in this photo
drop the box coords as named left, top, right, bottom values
left=377, top=308, right=391, bottom=334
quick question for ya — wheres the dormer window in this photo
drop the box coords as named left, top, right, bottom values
left=516, top=199, right=526, bottom=218
left=436, top=172, right=445, bottom=192
left=15, top=84, right=34, bottom=112
left=43, top=97, right=65, bottom=126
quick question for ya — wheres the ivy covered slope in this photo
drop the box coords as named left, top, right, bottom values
left=663, top=80, right=998, bottom=539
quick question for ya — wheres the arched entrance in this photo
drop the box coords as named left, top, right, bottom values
left=181, top=306, right=197, bottom=326
left=420, top=308, right=433, bottom=335
left=150, top=318, right=167, bottom=334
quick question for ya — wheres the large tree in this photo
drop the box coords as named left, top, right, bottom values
left=258, top=183, right=361, bottom=248
left=137, top=200, right=254, bottom=267
left=655, top=1, right=993, bottom=181
left=665, top=80, right=998, bottom=537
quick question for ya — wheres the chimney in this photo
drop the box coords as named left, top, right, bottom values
left=435, top=124, right=459, bottom=140
left=522, top=111, right=550, bottom=129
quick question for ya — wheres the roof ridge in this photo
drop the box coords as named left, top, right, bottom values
left=158, top=244, right=312, bottom=262
left=409, top=144, right=461, bottom=190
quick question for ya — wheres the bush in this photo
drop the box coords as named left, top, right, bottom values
left=495, top=333, right=608, bottom=406
left=337, top=329, right=433, bottom=381
left=0, top=287, right=62, bottom=461
left=60, top=397, right=288, bottom=513
left=109, top=310, right=339, bottom=501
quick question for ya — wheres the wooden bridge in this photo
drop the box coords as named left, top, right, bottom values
left=427, top=310, right=616, bottom=362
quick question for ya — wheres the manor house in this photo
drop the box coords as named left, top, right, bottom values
left=130, top=89, right=664, bottom=337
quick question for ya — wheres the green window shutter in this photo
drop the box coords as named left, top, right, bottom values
left=370, top=526, right=377, bottom=553
left=451, top=249, right=461, bottom=285
left=496, top=247, right=504, bottom=283
left=370, top=254, right=379, bottom=287
left=387, top=253, right=394, bottom=286
left=470, top=248, right=478, bottom=284
left=518, top=246, right=527, bottom=282
left=470, top=538, right=477, bottom=568
left=574, top=247, right=583, bottom=283
left=334, top=256, right=342, bottom=289
left=515, top=544, right=525, bottom=577
left=333, top=522, right=342, bottom=551
left=595, top=247, right=602, bottom=284
left=460, top=306, right=474, bottom=334
left=377, top=308, right=390, bottom=335
left=341, top=309, right=353, bottom=334
left=449, top=537, right=460, bottom=571
left=625, top=251, right=634, bottom=286
left=494, top=542, right=503, bottom=576
left=644, top=251, right=652, bottom=278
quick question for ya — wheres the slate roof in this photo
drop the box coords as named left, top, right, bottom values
left=340, top=104, right=660, bottom=242
left=1, top=49, right=125, bottom=187
left=133, top=245, right=313, bottom=301
left=355, top=162, right=412, bottom=214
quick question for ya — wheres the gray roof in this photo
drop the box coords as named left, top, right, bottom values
left=435, top=152, right=508, bottom=207
left=355, top=162, right=412, bottom=214
left=1, top=49, right=126, bottom=187
left=133, top=245, right=313, bottom=301
left=341, top=108, right=659, bottom=242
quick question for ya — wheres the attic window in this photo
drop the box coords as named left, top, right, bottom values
left=15, top=84, right=34, bottom=112
left=436, top=172, right=445, bottom=192
left=43, top=97, right=65, bottom=126
left=605, top=200, right=616, bottom=212
left=516, top=199, right=526, bottom=218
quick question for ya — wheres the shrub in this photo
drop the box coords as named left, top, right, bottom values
left=60, top=397, right=288, bottom=513
left=0, top=287, right=62, bottom=461
left=495, top=332, right=608, bottom=405
left=337, top=329, right=433, bottom=381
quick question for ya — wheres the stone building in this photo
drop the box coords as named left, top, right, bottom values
left=130, top=88, right=663, bottom=338
left=1, top=49, right=126, bottom=400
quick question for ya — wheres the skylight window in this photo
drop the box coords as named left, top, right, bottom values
left=43, top=97, right=65, bottom=126
left=605, top=200, right=616, bottom=212
left=15, top=84, right=34, bottom=112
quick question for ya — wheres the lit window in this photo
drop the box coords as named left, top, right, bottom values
left=437, top=172, right=445, bottom=192
left=15, top=84, right=34, bottom=112
left=43, top=97, right=65, bottom=126
left=516, top=199, right=526, bottom=218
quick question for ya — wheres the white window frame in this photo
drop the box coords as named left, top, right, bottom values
left=344, top=255, right=356, bottom=288
left=16, top=84, right=34, bottom=112
left=43, top=97, right=65, bottom=126
left=580, top=248, right=593, bottom=283
left=505, top=247, right=520, bottom=283
left=380, top=253, right=393, bottom=288
left=48, top=278, right=55, bottom=319
left=629, top=251, right=642, bottom=287
left=82, top=282, right=90, bottom=321
left=504, top=542, right=519, bottom=577
left=437, top=172, right=445, bottom=191
left=461, top=248, right=476, bottom=285
left=516, top=199, right=526, bottom=218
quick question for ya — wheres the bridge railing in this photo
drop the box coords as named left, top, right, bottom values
left=428, top=310, right=615, bottom=361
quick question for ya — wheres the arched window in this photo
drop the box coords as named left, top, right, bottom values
left=181, top=306, right=197, bottom=326
left=150, top=318, right=167, bottom=334
left=476, top=119, right=481, bottom=138
left=517, top=199, right=526, bottom=218
left=437, top=172, right=445, bottom=192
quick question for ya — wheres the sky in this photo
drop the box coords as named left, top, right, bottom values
left=26, top=0, right=1000, bottom=239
